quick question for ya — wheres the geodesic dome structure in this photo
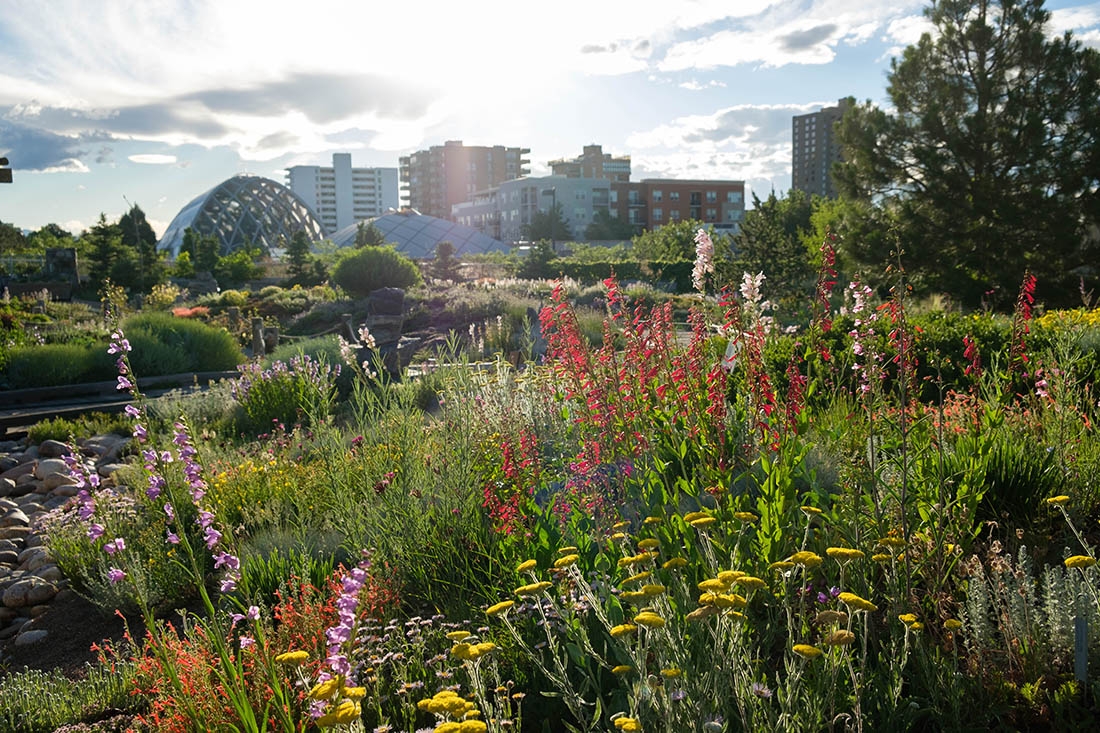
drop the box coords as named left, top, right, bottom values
left=329, top=210, right=509, bottom=259
left=157, top=175, right=325, bottom=258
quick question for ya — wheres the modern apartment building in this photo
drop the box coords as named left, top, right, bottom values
left=453, top=176, right=612, bottom=243
left=548, top=144, right=631, bottom=182
left=791, top=98, right=851, bottom=199
left=286, top=153, right=398, bottom=235
left=610, top=179, right=746, bottom=235
left=399, top=140, right=530, bottom=220
left=454, top=176, right=745, bottom=243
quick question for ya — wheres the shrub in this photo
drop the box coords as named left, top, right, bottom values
left=27, top=412, right=132, bottom=444
left=230, top=353, right=339, bottom=434
left=123, top=312, right=243, bottom=374
left=331, top=245, right=421, bottom=298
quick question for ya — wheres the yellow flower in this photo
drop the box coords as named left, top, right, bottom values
left=898, top=613, right=918, bottom=625
left=633, top=611, right=667, bottom=628
left=643, top=516, right=663, bottom=525
left=909, top=622, right=924, bottom=631
left=698, top=578, right=730, bottom=593
left=769, top=561, right=795, bottom=572
left=793, top=644, right=823, bottom=659
left=458, top=721, right=487, bottom=733
left=558, top=546, right=578, bottom=554
left=514, top=581, right=553, bottom=596
left=826, top=547, right=865, bottom=562
left=342, top=686, right=367, bottom=700
left=614, top=717, right=643, bottom=732
left=433, top=723, right=461, bottom=733
left=944, top=619, right=963, bottom=631
left=1065, top=555, right=1097, bottom=569
left=717, top=570, right=745, bottom=584
left=735, top=576, right=767, bottom=591
left=871, top=553, right=892, bottom=563
left=1046, top=495, right=1070, bottom=506
left=331, top=700, right=360, bottom=724
left=618, top=553, right=652, bottom=568
left=554, top=554, right=580, bottom=569
left=711, top=593, right=747, bottom=609
left=486, top=600, right=514, bottom=616
left=800, top=505, right=823, bottom=516
left=613, top=520, right=630, bottom=530
left=637, top=538, right=660, bottom=550
left=611, top=532, right=628, bottom=540
left=823, top=629, right=856, bottom=646
left=308, top=678, right=342, bottom=700
left=690, top=516, right=718, bottom=529
left=622, top=571, right=651, bottom=584
left=447, top=630, right=472, bottom=641
left=877, top=536, right=906, bottom=548
left=610, top=623, right=637, bottom=638
left=620, top=590, right=647, bottom=603
left=660, top=667, right=682, bottom=678
left=684, top=511, right=709, bottom=523
left=734, top=511, right=759, bottom=522
left=612, top=664, right=633, bottom=675
left=275, top=650, right=309, bottom=665
left=641, top=584, right=666, bottom=597
left=790, top=551, right=823, bottom=568
left=662, top=557, right=688, bottom=569
left=516, top=559, right=537, bottom=573
left=839, top=592, right=878, bottom=613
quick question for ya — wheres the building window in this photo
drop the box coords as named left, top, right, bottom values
left=653, top=208, right=663, bottom=222
left=669, top=191, right=680, bottom=201
left=610, top=190, right=618, bottom=203
left=727, top=191, right=742, bottom=203
left=706, top=208, right=717, bottom=220
left=670, top=210, right=680, bottom=221
left=728, top=210, right=742, bottom=222
left=706, top=191, right=717, bottom=203
left=653, top=190, right=662, bottom=202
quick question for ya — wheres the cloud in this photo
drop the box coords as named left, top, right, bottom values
left=780, top=24, right=839, bottom=52
left=679, top=79, right=727, bottom=91
left=128, top=154, right=177, bottom=165
left=0, top=118, right=89, bottom=172
left=95, top=146, right=113, bottom=164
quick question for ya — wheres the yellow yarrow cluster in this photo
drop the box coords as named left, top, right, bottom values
left=618, top=552, right=656, bottom=568
left=486, top=600, right=514, bottom=616
left=1065, top=555, right=1097, bottom=569
left=514, top=581, right=552, bottom=596
left=610, top=623, right=637, bottom=638
left=789, top=551, right=823, bottom=568
left=633, top=611, right=667, bottom=628
left=822, top=629, right=856, bottom=646
left=433, top=722, right=487, bottom=733
left=275, top=650, right=309, bottom=666
left=662, top=557, right=688, bottom=569
left=516, top=559, right=537, bottom=573
left=637, top=538, right=660, bottom=550
left=554, top=554, right=580, bottom=569
left=793, top=643, right=823, bottom=659
left=826, top=547, right=865, bottom=562
left=614, top=716, right=643, bottom=731
left=839, top=592, right=878, bottom=613
left=316, top=700, right=361, bottom=727
left=451, top=641, right=497, bottom=661
left=418, top=689, right=480, bottom=718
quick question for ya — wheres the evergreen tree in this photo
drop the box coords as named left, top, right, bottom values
left=524, top=204, right=572, bottom=244
left=837, top=0, right=1100, bottom=307
left=584, top=209, right=636, bottom=242
left=285, top=230, right=314, bottom=281
left=729, top=191, right=816, bottom=309
left=355, top=221, right=387, bottom=248
left=429, top=240, right=462, bottom=281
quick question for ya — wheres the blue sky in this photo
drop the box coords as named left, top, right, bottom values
left=1, top=0, right=1097, bottom=238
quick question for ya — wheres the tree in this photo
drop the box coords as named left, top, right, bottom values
left=83, top=214, right=126, bottom=289
left=728, top=190, right=816, bottom=309
left=118, top=204, right=165, bottom=292
left=285, top=230, right=314, bottom=281
left=355, top=221, right=387, bottom=248
left=584, top=208, right=635, bottom=242
left=524, top=203, right=572, bottom=244
left=331, top=245, right=422, bottom=297
left=836, top=0, right=1100, bottom=308
left=429, top=240, right=462, bottom=281
left=0, top=220, right=27, bottom=254
left=631, top=219, right=714, bottom=262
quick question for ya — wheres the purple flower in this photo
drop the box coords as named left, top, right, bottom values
left=163, top=502, right=175, bottom=520
left=246, top=605, right=259, bottom=621
left=214, top=551, right=240, bottom=570
left=133, top=424, right=147, bottom=441
left=203, top=526, right=222, bottom=549
left=116, top=375, right=133, bottom=392
left=146, top=474, right=165, bottom=499
left=220, top=576, right=238, bottom=593
left=197, top=510, right=215, bottom=529
left=671, top=689, right=687, bottom=702
left=166, top=531, right=180, bottom=545
left=107, top=567, right=126, bottom=585
left=87, top=523, right=105, bottom=541
left=752, top=682, right=773, bottom=699
left=239, top=636, right=255, bottom=649
left=104, top=538, right=125, bottom=555
left=124, top=404, right=141, bottom=419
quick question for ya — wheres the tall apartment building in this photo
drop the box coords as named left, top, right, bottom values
left=610, top=179, right=745, bottom=235
left=548, top=144, right=631, bottom=182
left=791, top=98, right=851, bottom=199
left=399, top=140, right=530, bottom=220
left=286, top=153, right=399, bottom=235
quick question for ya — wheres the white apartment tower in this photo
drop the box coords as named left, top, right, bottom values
left=286, top=153, right=399, bottom=235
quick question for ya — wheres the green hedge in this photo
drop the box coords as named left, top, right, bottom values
left=3, top=313, right=243, bottom=389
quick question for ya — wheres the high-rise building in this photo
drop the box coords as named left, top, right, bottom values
left=286, top=153, right=399, bottom=236
left=399, top=140, right=530, bottom=220
left=791, top=98, right=851, bottom=199
left=549, top=144, right=631, bottom=182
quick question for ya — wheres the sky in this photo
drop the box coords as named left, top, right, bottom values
left=1, top=0, right=1098, bottom=239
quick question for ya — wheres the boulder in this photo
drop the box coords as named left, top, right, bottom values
left=37, top=440, right=72, bottom=458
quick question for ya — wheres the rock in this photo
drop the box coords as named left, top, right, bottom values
left=19, top=548, right=52, bottom=572
left=43, top=495, right=71, bottom=510
left=34, top=458, right=69, bottom=480
left=28, top=604, right=50, bottom=617
left=0, top=550, right=18, bottom=565
left=54, top=588, right=75, bottom=603
left=0, top=478, right=14, bottom=497
left=15, top=472, right=37, bottom=487
left=22, top=535, right=41, bottom=549
left=0, top=509, right=28, bottom=528
left=20, top=446, right=39, bottom=462
left=369, top=287, right=406, bottom=316
left=42, top=472, right=76, bottom=491
left=14, top=629, right=47, bottom=646
left=2, top=577, right=57, bottom=607
left=0, top=526, right=31, bottom=541
left=32, top=565, right=62, bottom=583
left=0, top=462, right=37, bottom=482
left=0, top=457, right=19, bottom=473
left=0, top=623, right=22, bottom=640
left=97, top=462, right=129, bottom=477
left=37, top=439, right=72, bottom=458
left=82, top=434, right=128, bottom=457
left=0, top=539, right=20, bottom=553
left=0, top=606, right=17, bottom=625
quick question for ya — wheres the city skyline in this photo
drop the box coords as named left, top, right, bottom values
left=1, top=0, right=1097, bottom=238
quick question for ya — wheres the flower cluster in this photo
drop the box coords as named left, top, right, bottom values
left=692, top=228, right=715, bottom=292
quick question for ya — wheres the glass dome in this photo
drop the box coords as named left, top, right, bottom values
left=157, top=175, right=325, bottom=258
left=330, top=210, right=509, bottom=258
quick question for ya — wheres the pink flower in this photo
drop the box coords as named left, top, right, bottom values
left=116, top=375, right=133, bottom=391
left=107, top=567, right=126, bottom=585
left=692, top=228, right=715, bottom=292
left=104, top=538, right=125, bottom=555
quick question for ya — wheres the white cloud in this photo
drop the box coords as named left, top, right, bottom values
left=128, top=154, right=177, bottom=164
left=1050, top=6, right=1100, bottom=34
left=61, top=219, right=87, bottom=234
left=679, top=79, right=727, bottom=91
